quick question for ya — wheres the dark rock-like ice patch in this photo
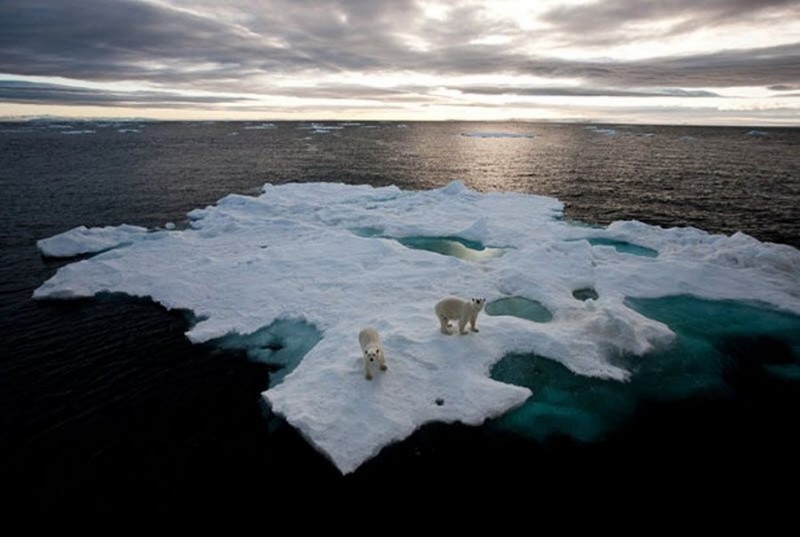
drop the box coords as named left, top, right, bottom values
left=572, top=288, right=599, bottom=301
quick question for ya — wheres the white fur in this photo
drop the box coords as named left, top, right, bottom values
left=435, top=297, right=486, bottom=335
left=359, top=327, right=387, bottom=380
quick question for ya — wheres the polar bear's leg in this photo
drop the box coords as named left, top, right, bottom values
left=470, top=312, right=479, bottom=332
left=364, top=360, right=373, bottom=380
left=458, top=311, right=470, bottom=335
left=439, top=315, right=452, bottom=335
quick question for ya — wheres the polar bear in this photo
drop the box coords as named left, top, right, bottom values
left=435, top=297, right=486, bottom=335
left=359, top=327, right=387, bottom=380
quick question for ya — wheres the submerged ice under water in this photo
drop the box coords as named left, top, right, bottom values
left=211, top=319, right=322, bottom=387
left=34, top=181, right=800, bottom=473
left=491, top=295, right=800, bottom=442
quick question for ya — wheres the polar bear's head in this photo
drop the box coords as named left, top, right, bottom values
left=471, top=297, right=486, bottom=311
left=364, top=347, right=383, bottom=363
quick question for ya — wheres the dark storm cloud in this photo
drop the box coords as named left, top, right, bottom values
left=401, top=41, right=800, bottom=88
left=0, top=0, right=456, bottom=81
left=0, top=0, right=508, bottom=84
left=769, top=84, right=800, bottom=91
left=261, top=84, right=444, bottom=101
left=602, top=42, right=800, bottom=87
left=454, top=86, right=719, bottom=98
left=0, top=79, right=255, bottom=107
left=0, top=0, right=318, bottom=80
left=0, top=0, right=798, bottom=110
left=541, top=0, right=798, bottom=45
left=0, top=77, right=454, bottom=109
left=507, top=42, right=795, bottom=90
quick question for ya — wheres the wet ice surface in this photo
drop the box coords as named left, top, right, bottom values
left=34, top=181, right=800, bottom=473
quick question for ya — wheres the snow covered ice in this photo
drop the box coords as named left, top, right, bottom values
left=37, top=224, right=149, bottom=257
left=34, top=182, right=800, bottom=473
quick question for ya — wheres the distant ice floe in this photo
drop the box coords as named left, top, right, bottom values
left=462, top=132, right=534, bottom=139
left=34, top=182, right=800, bottom=473
left=62, top=130, right=96, bottom=135
left=299, top=123, right=343, bottom=134
left=585, top=126, right=617, bottom=136
left=746, top=130, right=768, bottom=137
left=244, top=123, right=276, bottom=130
left=117, top=128, right=141, bottom=134
left=0, top=127, right=37, bottom=134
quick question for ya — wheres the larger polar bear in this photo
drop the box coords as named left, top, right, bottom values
left=435, top=297, right=486, bottom=335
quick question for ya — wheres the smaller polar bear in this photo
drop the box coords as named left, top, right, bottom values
left=359, top=327, right=387, bottom=380
left=435, top=297, right=486, bottom=335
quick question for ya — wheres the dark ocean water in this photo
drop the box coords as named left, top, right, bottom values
left=1, top=121, right=799, bottom=511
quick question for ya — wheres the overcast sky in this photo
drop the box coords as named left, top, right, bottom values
left=1, top=0, right=799, bottom=124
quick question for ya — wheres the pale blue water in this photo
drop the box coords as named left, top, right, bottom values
left=490, top=296, right=800, bottom=442
left=485, top=297, right=554, bottom=323
left=586, top=237, right=659, bottom=257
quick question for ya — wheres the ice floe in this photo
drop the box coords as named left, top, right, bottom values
left=34, top=182, right=800, bottom=473
left=38, top=224, right=149, bottom=257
